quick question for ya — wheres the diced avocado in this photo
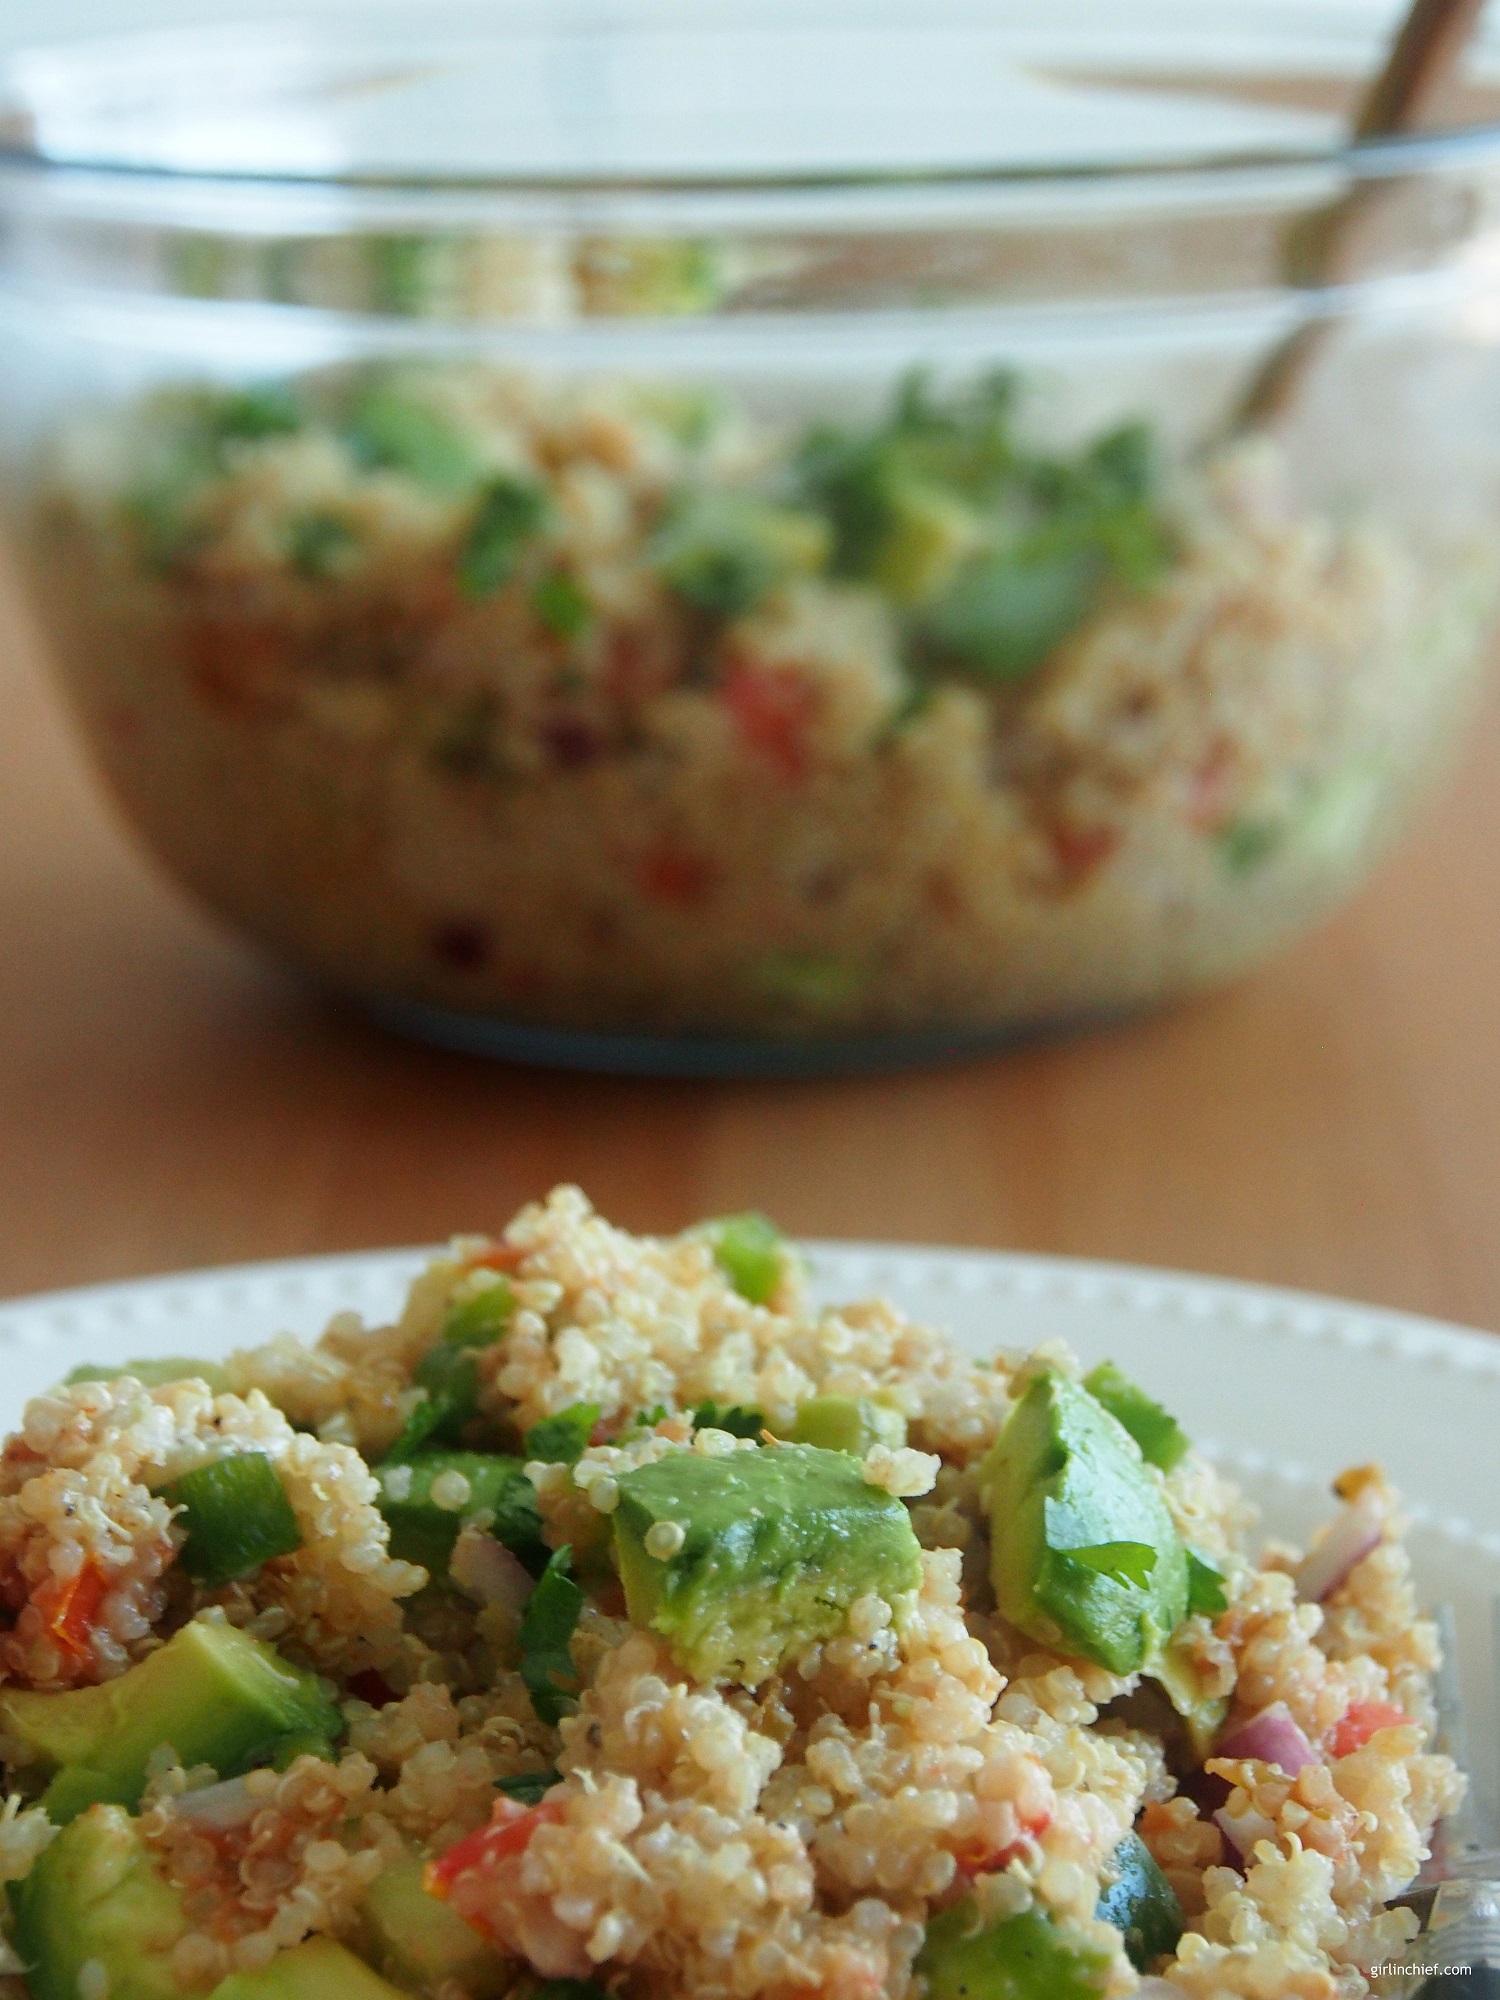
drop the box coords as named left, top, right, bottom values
left=9, top=1805, right=189, bottom=2000
left=981, top=1370, right=1189, bottom=1676
left=65, top=1357, right=231, bottom=1394
left=791, top=1395, right=906, bottom=1456
left=162, top=1452, right=303, bottom=1587
left=697, top=1212, right=787, bottom=1306
left=1082, top=1363, right=1189, bottom=1472
left=613, top=1442, right=922, bottom=1686
left=209, top=1936, right=409, bottom=2000
left=377, top=1451, right=542, bottom=1574
left=0, top=1618, right=342, bottom=1818
left=651, top=492, right=829, bottom=618
left=1096, top=1829, right=1184, bottom=1971
left=360, top=1854, right=510, bottom=1998
left=1147, top=1626, right=1229, bottom=1760
left=867, top=482, right=979, bottom=605
left=915, top=1901, right=1114, bottom=2000
left=917, top=542, right=1103, bottom=684
left=344, top=383, right=480, bottom=494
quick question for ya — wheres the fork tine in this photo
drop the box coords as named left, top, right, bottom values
left=1415, top=1603, right=1488, bottom=1887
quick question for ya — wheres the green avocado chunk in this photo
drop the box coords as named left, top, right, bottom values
left=698, top=1212, right=788, bottom=1306
left=613, top=1442, right=922, bottom=1686
left=915, top=1901, right=1114, bottom=2000
left=1082, top=1362, right=1190, bottom=1472
left=1096, top=1829, right=1184, bottom=1970
left=981, top=1369, right=1189, bottom=1675
left=0, top=1618, right=342, bottom=1819
left=65, top=1357, right=231, bottom=1394
left=210, top=1936, right=410, bottom=2000
left=791, top=1395, right=907, bottom=1456
left=359, top=1854, right=510, bottom=1998
left=9, top=1805, right=190, bottom=2000
left=376, top=1451, right=543, bottom=1575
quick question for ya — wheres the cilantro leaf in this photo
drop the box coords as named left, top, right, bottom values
left=691, top=1400, right=765, bottom=1440
left=1063, top=1541, right=1159, bottom=1589
left=496, top=1767, right=560, bottom=1805
left=519, top=1546, right=585, bottom=1727
left=524, top=1404, right=600, bottom=1466
left=1186, top=1550, right=1229, bottom=1618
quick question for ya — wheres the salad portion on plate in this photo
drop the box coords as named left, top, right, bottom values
left=0, top=1191, right=1466, bottom=1998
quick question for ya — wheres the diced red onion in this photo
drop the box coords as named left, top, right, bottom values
left=1214, top=1800, right=1279, bottom=1863
left=450, top=1529, right=534, bottom=1617
left=1217, top=1702, right=1318, bottom=1776
left=173, top=1776, right=259, bottom=1831
left=1295, top=1490, right=1385, bottom=1604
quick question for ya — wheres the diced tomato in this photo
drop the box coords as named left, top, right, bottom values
left=951, top=1804, right=1052, bottom=1883
left=1187, top=740, right=1238, bottom=833
left=42, top=1560, right=109, bottom=1662
left=1047, top=819, right=1120, bottom=890
left=469, top=1246, right=525, bottom=1275
left=1329, top=1701, right=1410, bottom=1758
left=425, top=1795, right=566, bottom=1899
left=723, top=660, right=816, bottom=782
left=183, top=622, right=293, bottom=718
left=639, top=845, right=716, bottom=910
left=346, top=1669, right=397, bottom=1709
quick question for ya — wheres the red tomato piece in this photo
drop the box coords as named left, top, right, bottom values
left=1329, top=1700, right=1410, bottom=1758
left=639, top=845, right=715, bottom=910
left=43, top=1560, right=109, bottom=1661
left=723, top=660, right=816, bottom=781
left=425, top=1795, right=566, bottom=1899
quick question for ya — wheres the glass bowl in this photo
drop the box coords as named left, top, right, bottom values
left=5, top=1, right=1500, bottom=1075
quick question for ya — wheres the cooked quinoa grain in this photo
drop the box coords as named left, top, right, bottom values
left=0, top=1189, right=1462, bottom=1999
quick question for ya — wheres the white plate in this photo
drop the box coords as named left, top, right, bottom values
left=2, top=1243, right=1498, bottom=1807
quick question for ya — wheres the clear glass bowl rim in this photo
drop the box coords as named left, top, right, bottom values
left=6, top=10, right=1500, bottom=207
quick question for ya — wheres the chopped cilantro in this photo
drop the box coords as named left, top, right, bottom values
left=1063, top=1541, right=1159, bottom=1589
left=524, top=1404, right=600, bottom=1465
left=1083, top=1362, right=1190, bottom=1473
left=1187, top=1551, right=1229, bottom=1618
left=520, top=1547, right=585, bottom=1727
left=459, top=476, right=549, bottom=596
left=496, top=1767, right=560, bottom=1805
left=531, top=571, right=592, bottom=640
left=691, top=1400, right=765, bottom=1440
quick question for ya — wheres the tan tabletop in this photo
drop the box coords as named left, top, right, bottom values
left=4, top=550, right=1499, bottom=1329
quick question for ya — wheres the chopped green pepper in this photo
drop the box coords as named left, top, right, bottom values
left=161, top=1452, right=303, bottom=1587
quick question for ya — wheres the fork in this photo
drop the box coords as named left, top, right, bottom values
left=1380, top=1602, right=1500, bottom=1996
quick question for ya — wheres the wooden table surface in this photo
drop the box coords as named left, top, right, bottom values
left=5, top=550, right=1500, bottom=1332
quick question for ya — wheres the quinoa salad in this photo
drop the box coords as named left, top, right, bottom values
left=21, top=362, right=1493, bottom=1047
left=0, top=1189, right=1463, bottom=2000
